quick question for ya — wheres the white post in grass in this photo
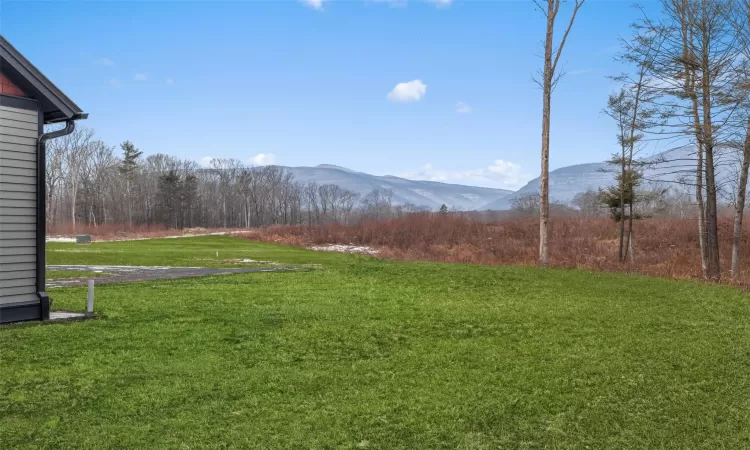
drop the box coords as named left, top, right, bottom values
left=87, top=280, right=95, bottom=315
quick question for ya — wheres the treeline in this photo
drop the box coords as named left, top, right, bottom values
left=44, top=128, right=429, bottom=231
left=508, top=187, right=703, bottom=220
left=530, top=0, right=750, bottom=283
left=606, top=0, right=750, bottom=281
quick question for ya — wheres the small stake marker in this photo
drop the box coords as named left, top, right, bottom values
left=87, top=280, right=95, bottom=315
left=216, top=251, right=219, bottom=258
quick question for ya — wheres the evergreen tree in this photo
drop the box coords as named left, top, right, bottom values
left=599, top=168, right=641, bottom=223
left=119, top=141, right=143, bottom=178
left=119, top=141, right=143, bottom=228
left=601, top=85, right=661, bottom=263
left=158, top=170, right=181, bottom=228
left=181, top=173, right=199, bottom=228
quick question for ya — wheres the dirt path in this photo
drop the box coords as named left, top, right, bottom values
left=47, top=265, right=297, bottom=289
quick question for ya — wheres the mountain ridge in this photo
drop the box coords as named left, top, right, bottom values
left=277, top=164, right=514, bottom=210
left=479, top=145, right=706, bottom=210
left=276, top=145, right=714, bottom=211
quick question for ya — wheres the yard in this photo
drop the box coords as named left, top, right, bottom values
left=2, top=236, right=750, bottom=448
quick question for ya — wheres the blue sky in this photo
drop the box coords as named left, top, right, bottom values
left=1, top=0, right=664, bottom=190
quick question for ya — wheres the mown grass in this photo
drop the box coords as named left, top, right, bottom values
left=46, top=235, right=343, bottom=268
left=2, top=236, right=750, bottom=448
left=46, top=270, right=110, bottom=280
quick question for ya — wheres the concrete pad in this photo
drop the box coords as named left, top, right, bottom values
left=49, top=311, right=86, bottom=321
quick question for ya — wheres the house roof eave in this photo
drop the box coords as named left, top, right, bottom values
left=0, top=35, right=86, bottom=124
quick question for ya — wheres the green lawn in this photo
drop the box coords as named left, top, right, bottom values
left=2, top=236, right=750, bottom=448
left=45, top=235, right=341, bottom=268
left=47, top=270, right=110, bottom=280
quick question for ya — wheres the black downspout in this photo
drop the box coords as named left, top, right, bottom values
left=37, top=118, right=76, bottom=320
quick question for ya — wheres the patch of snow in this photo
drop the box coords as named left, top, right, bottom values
left=213, top=258, right=279, bottom=265
left=410, top=188, right=443, bottom=205
left=49, top=311, right=86, bottom=321
left=116, top=232, right=227, bottom=242
left=160, top=232, right=227, bottom=239
left=48, top=265, right=199, bottom=271
left=48, top=249, right=103, bottom=253
left=46, top=237, right=77, bottom=243
left=309, top=244, right=379, bottom=255
left=459, top=193, right=480, bottom=202
left=46, top=231, right=243, bottom=243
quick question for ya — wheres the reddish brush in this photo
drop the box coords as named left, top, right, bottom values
left=238, top=214, right=750, bottom=289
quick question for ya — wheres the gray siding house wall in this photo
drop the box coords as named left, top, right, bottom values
left=0, top=101, right=40, bottom=308
left=0, top=35, right=86, bottom=324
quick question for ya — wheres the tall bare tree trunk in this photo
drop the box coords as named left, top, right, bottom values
left=680, top=10, right=709, bottom=278
left=628, top=228, right=635, bottom=264
left=126, top=178, right=133, bottom=230
left=537, top=0, right=584, bottom=266
left=624, top=65, right=646, bottom=263
left=704, top=147, right=721, bottom=281
left=696, top=144, right=709, bottom=277
left=627, top=203, right=635, bottom=263
left=731, top=119, right=750, bottom=282
left=69, top=180, right=78, bottom=233
left=701, top=27, right=720, bottom=281
left=618, top=143, right=626, bottom=263
left=47, top=186, right=56, bottom=227
left=539, top=2, right=554, bottom=266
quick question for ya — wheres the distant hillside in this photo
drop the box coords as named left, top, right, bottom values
left=481, top=145, right=712, bottom=210
left=480, top=162, right=611, bottom=210
left=279, top=164, right=514, bottom=211
left=276, top=145, right=724, bottom=212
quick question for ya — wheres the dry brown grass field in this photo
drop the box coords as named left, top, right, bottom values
left=239, top=214, right=750, bottom=288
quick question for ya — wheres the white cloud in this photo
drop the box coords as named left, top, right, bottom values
left=426, top=0, right=452, bottom=6
left=398, top=159, right=526, bottom=189
left=456, top=101, right=472, bottom=114
left=110, top=79, right=121, bottom=88
left=250, top=153, right=277, bottom=166
left=166, top=78, right=175, bottom=85
left=301, top=0, right=325, bottom=9
left=199, top=157, right=215, bottom=168
left=134, top=73, right=147, bottom=81
left=387, top=79, right=427, bottom=103
left=97, top=57, right=115, bottom=67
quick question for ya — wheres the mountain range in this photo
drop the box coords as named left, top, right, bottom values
left=483, top=145, right=727, bottom=210
left=278, top=145, right=718, bottom=211
left=281, top=164, right=513, bottom=211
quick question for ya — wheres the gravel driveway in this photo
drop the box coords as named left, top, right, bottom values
left=47, top=265, right=296, bottom=289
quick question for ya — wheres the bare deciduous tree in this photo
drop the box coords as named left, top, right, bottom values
left=533, top=0, right=585, bottom=266
left=630, top=0, right=743, bottom=280
left=44, top=126, right=405, bottom=231
left=729, top=0, right=750, bottom=281
left=54, top=127, right=96, bottom=232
